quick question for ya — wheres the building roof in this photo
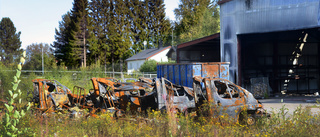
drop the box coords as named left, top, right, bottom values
left=177, top=33, right=220, bottom=50
left=126, top=46, right=171, bottom=61
left=166, top=46, right=177, bottom=56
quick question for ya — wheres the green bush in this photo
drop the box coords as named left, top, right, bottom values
left=157, top=59, right=176, bottom=65
left=139, top=59, right=176, bottom=72
left=139, top=60, right=158, bottom=72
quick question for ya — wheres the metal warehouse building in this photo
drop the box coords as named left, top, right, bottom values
left=218, top=0, right=320, bottom=95
left=175, top=0, right=320, bottom=95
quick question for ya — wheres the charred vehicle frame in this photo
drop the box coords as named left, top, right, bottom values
left=193, top=76, right=270, bottom=124
left=29, top=76, right=270, bottom=124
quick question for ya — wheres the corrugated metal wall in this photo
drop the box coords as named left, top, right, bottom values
left=220, top=0, right=320, bottom=84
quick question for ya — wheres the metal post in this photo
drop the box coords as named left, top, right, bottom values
left=84, top=31, right=86, bottom=68
left=172, top=28, right=174, bottom=46
left=42, top=46, right=44, bottom=76
left=143, top=41, right=147, bottom=50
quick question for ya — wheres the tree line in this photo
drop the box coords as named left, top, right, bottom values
left=0, top=0, right=220, bottom=71
left=52, top=0, right=171, bottom=72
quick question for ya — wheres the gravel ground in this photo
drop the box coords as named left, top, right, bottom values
left=258, top=96, right=320, bottom=116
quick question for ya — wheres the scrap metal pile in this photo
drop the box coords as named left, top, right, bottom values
left=29, top=76, right=269, bottom=124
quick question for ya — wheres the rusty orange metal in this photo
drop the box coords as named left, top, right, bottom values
left=30, top=79, right=95, bottom=115
left=29, top=75, right=269, bottom=124
left=192, top=76, right=270, bottom=125
left=89, top=77, right=154, bottom=112
left=31, top=79, right=73, bottom=111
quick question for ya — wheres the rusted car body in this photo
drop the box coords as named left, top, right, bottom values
left=154, top=78, right=195, bottom=114
left=90, top=77, right=196, bottom=114
left=30, top=76, right=269, bottom=124
left=192, top=76, right=269, bottom=124
left=30, top=79, right=90, bottom=111
left=89, top=77, right=156, bottom=113
left=31, top=79, right=73, bottom=111
left=30, top=78, right=154, bottom=117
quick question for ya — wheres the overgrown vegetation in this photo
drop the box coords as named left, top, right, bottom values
left=139, top=60, right=158, bottom=72
left=139, top=59, right=176, bottom=72
left=0, top=51, right=33, bottom=136
left=1, top=68, right=320, bottom=136
left=10, top=105, right=320, bottom=136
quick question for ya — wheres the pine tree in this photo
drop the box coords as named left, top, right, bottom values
left=129, top=0, right=145, bottom=54
left=53, top=0, right=172, bottom=70
left=129, top=0, right=170, bottom=55
left=0, top=17, right=22, bottom=65
left=53, top=0, right=90, bottom=68
left=111, top=0, right=132, bottom=76
left=148, top=0, right=171, bottom=47
left=52, top=12, right=72, bottom=66
left=88, top=0, right=110, bottom=66
left=69, top=0, right=90, bottom=68
left=142, top=0, right=151, bottom=49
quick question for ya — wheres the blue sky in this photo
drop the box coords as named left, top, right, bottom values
left=0, top=0, right=179, bottom=49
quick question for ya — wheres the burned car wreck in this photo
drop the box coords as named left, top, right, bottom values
left=29, top=77, right=196, bottom=116
left=88, top=77, right=195, bottom=115
left=89, top=77, right=155, bottom=115
left=29, top=76, right=269, bottom=124
left=154, top=78, right=196, bottom=114
left=193, top=76, right=270, bottom=124
left=29, top=79, right=86, bottom=112
left=30, top=79, right=99, bottom=119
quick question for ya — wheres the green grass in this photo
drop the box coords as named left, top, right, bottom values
left=12, top=106, right=320, bottom=137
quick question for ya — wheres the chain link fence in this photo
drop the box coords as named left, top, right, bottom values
left=19, top=70, right=157, bottom=80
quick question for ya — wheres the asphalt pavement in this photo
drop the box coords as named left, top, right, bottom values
left=258, top=96, right=320, bottom=116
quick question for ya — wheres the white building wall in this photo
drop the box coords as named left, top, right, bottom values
left=127, top=60, right=145, bottom=74
left=127, top=48, right=170, bottom=74
left=149, top=48, right=170, bottom=62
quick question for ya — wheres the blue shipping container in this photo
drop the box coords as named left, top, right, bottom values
left=157, top=62, right=230, bottom=88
